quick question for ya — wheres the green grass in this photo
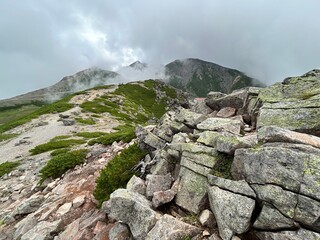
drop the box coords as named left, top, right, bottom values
left=0, top=133, right=18, bottom=142
left=0, top=96, right=74, bottom=134
left=0, top=105, right=41, bottom=126
left=75, top=117, right=96, bottom=125
left=0, top=161, right=20, bottom=177
left=211, top=152, right=233, bottom=179
left=94, top=143, right=147, bottom=205
left=39, top=149, right=87, bottom=184
left=30, top=138, right=86, bottom=155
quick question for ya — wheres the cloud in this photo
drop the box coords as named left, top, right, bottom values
left=1, top=0, right=320, bottom=99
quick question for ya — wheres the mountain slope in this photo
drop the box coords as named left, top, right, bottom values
left=165, top=58, right=264, bottom=97
left=0, top=67, right=119, bottom=108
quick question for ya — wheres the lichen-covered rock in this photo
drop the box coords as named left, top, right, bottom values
left=146, top=174, right=172, bottom=198
left=175, top=167, right=208, bottom=214
left=145, top=214, right=201, bottom=240
left=232, top=146, right=320, bottom=201
left=215, top=134, right=258, bottom=155
left=256, top=70, right=320, bottom=136
left=206, top=89, right=247, bottom=111
left=197, top=118, right=242, bottom=134
left=216, top=107, right=236, bottom=118
left=208, top=186, right=255, bottom=240
left=253, top=204, right=298, bottom=230
left=126, top=175, right=146, bottom=196
left=258, top=126, right=320, bottom=148
left=254, top=228, right=320, bottom=240
left=207, top=175, right=256, bottom=198
left=251, top=184, right=320, bottom=231
left=135, top=125, right=166, bottom=151
left=103, top=189, right=161, bottom=240
left=197, top=131, right=221, bottom=147
left=175, top=108, right=207, bottom=128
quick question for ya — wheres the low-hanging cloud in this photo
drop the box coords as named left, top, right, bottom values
left=1, top=0, right=320, bottom=99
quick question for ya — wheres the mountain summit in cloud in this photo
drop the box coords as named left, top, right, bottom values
left=0, top=58, right=264, bottom=107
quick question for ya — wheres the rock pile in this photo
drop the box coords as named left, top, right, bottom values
left=103, top=70, right=320, bottom=239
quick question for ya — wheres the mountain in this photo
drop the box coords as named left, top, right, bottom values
left=0, top=58, right=264, bottom=108
left=165, top=58, right=264, bottom=97
left=0, top=67, right=119, bottom=108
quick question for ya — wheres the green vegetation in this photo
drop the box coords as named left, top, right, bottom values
left=76, top=131, right=107, bottom=138
left=94, top=143, right=146, bottom=205
left=0, top=133, right=18, bottom=142
left=30, top=138, right=86, bottom=155
left=211, top=152, right=233, bottom=179
left=50, top=148, right=70, bottom=156
left=0, top=104, right=41, bottom=126
left=39, top=149, right=87, bottom=184
left=88, top=126, right=135, bottom=146
left=0, top=161, right=20, bottom=177
left=0, top=96, right=74, bottom=134
left=75, top=117, right=96, bottom=125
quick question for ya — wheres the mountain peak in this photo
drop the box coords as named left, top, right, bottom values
left=128, top=61, right=147, bottom=71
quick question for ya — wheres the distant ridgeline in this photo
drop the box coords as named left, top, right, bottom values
left=0, top=58, right=264, bottom=109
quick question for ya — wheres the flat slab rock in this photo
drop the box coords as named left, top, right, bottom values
left=145, top=214, right=201, bottom=240
left=197, top=118, right=242, bottom=134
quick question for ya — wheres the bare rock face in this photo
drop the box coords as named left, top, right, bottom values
left=197, top=117, right=242, bottom=134
left=145, top=174, right=172, bottom=198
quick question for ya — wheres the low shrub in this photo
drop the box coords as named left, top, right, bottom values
left=0, top=133, right=18, bottom=142
left=76, top=131, right=107, bottom=138
left=211, top=152, right=233, bottom=179
left=94, top=143, right=146, bottom=206
left=88, top=127, right=135, bottom=146
left=75, top=117, right=96, bottom=125
left=50, top=148, right=70, bottom=156
left=30, top=139, right=86, bottom=155
left=0, top=161, right=20, bottom=177
left=39, top=149, right=87, bottom=184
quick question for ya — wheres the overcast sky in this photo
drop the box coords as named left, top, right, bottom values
left=1, top=0, right=320, bottom=99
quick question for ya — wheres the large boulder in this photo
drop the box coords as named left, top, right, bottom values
left=145, top=174, right=172, bottom=198
left=208, top=186, right=255, bottom=240
left=14, top=194, right=44, bottom=216
left=21, top=220, right=61, bottom=240
left=232, top=146, right=320, bottom=201
left=175, top=108, right=207, bottom=128
left=197, top=118, right=242, bottom=134
left=175, top=167, right=208, bottom=214
left=215, top=134, right=258, bottom=155
left=103, top=189, right=161, bottom=240
left=256, top=70, right=320, bottom=136
left=145, top=214, right=201, bottom=240
left=258, top=126, right=320, bottom=148
left=254, top=228, right=320, bottom=240
left=135, top=125, right=166, bottom=151
left=253, top=204, right=298, bottom=230
left=206, top=89, right=247, bottom=111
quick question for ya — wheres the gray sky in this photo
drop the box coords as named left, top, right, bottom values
left=1, top=0, right=320, bottom=99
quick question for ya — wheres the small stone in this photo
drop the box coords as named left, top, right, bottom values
left=152, top=190, right=176, bottom=208
left=126, top=175, right=146, bottom=195
left=199, top=209, right=216, bottom=228
left=109, top=222, right=132, bottom=240
left=72, top=195, right=86, bottom=208
left=146, top=174, right=172, bottom=198
left=56, top=202, right=72, bottom=216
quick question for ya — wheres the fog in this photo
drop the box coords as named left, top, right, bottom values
left=1, top=0, right=320, bottom=99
